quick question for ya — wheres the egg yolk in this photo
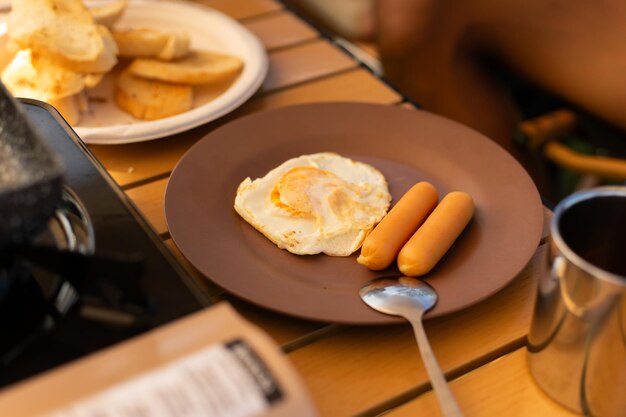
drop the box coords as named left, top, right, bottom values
left=271, top=166, right=337, bottom=217
left=270, top=166, right=380, bottom=229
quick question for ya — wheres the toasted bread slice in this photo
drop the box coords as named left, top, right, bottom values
left=112, top=28, right=190, bottom=60
left=1, top=49, right=85, bottom=100
left=0, top=34, right=18, bottom=70
left=115, top=69, right=193, bottom=120
left=112, top=28, right=169, bottom=57
left=84, top=72, right=105, bottom=88
left=157, top=31, right=190, bottom=60
left=48, top=92, right=86, bottom=125
left=90, top=0, right=129, bottom=29
left=70, top=25, right=119, bottom=73
left=7, top=0, right=103, bottom=63
left=2, top=48, right=88, bottom=125
left=128, top=50, right=243, bottom=85
left=76, top=89, right=90, bottom=113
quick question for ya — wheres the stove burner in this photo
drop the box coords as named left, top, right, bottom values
left=0, top=187, right=150, bottom=367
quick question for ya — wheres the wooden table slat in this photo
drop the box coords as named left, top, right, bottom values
left=386, top=348, right=578, bottom=417
left=243, top=67, right=402, bottom=113
left=287, top=245, right=545, bottom=417
left=126, top=178, right=170, bottom=235
left=164, top=239, right=226, bottom=301
left=198, top=0, right=283, bottom=21
left=245, top=12, right=319, bottom=51
left=260, top=39, right=357, bottom=92
left=354, top=41, right=380, bottom=59
left=224, top=297, right=330, bottom=347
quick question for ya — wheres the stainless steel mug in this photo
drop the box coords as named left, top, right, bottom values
left=528, top=186, right=626, bottom=416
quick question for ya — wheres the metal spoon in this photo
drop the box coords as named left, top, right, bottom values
left=360, top=276, right=464, bottom=417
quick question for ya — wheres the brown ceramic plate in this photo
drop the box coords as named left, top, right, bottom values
left=165, top=103, right=543, bottom=324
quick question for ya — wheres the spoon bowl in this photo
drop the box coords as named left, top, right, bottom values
left=360, top=276, right=464, bottom=417
left=359, top=276, right=437, bottom=316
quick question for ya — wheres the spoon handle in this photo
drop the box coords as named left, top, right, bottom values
left=408, top=315, right=464, bottom=417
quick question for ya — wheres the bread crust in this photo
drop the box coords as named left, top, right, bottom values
left=128, top=51, right=243, bottom=84
left=112, top=28, right=190, bottom=60
left=114, top=69, right=193, bottom=120
left=7, top=0, right=104, bottom=63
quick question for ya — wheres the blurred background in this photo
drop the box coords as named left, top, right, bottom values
left=282, top=0, right=626, bottom=207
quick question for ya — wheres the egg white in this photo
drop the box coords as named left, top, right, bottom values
left=234, top=152, right=391, bottom=256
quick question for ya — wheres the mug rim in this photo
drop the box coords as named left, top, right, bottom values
left=551, top=186, right=626, bottom=287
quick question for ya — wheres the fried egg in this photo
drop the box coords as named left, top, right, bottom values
left=234, top=152, right=391, bottom=256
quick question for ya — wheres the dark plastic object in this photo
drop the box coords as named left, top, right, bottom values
left=0, top=82, right=64, bottom=246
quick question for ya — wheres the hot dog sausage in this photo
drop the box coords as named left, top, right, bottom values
left=397, top=191, right=474, bottom=276
left=357, top=181, right=438, bottom=270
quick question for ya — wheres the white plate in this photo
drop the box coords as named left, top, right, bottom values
left=0, top=0, right=268, bottom=144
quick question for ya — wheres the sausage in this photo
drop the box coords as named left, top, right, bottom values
left=357, top=181, right=439, bottom=270
left=397, top=191, right=474, bottom=276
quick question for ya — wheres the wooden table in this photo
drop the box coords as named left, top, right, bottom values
left=88, top=1, right=577, bottom=416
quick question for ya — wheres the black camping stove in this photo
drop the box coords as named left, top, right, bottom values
left=0, top=97, right=212, bottom=388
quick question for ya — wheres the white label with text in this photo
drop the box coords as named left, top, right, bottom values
left=47, top=340, right=283, bottom=417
